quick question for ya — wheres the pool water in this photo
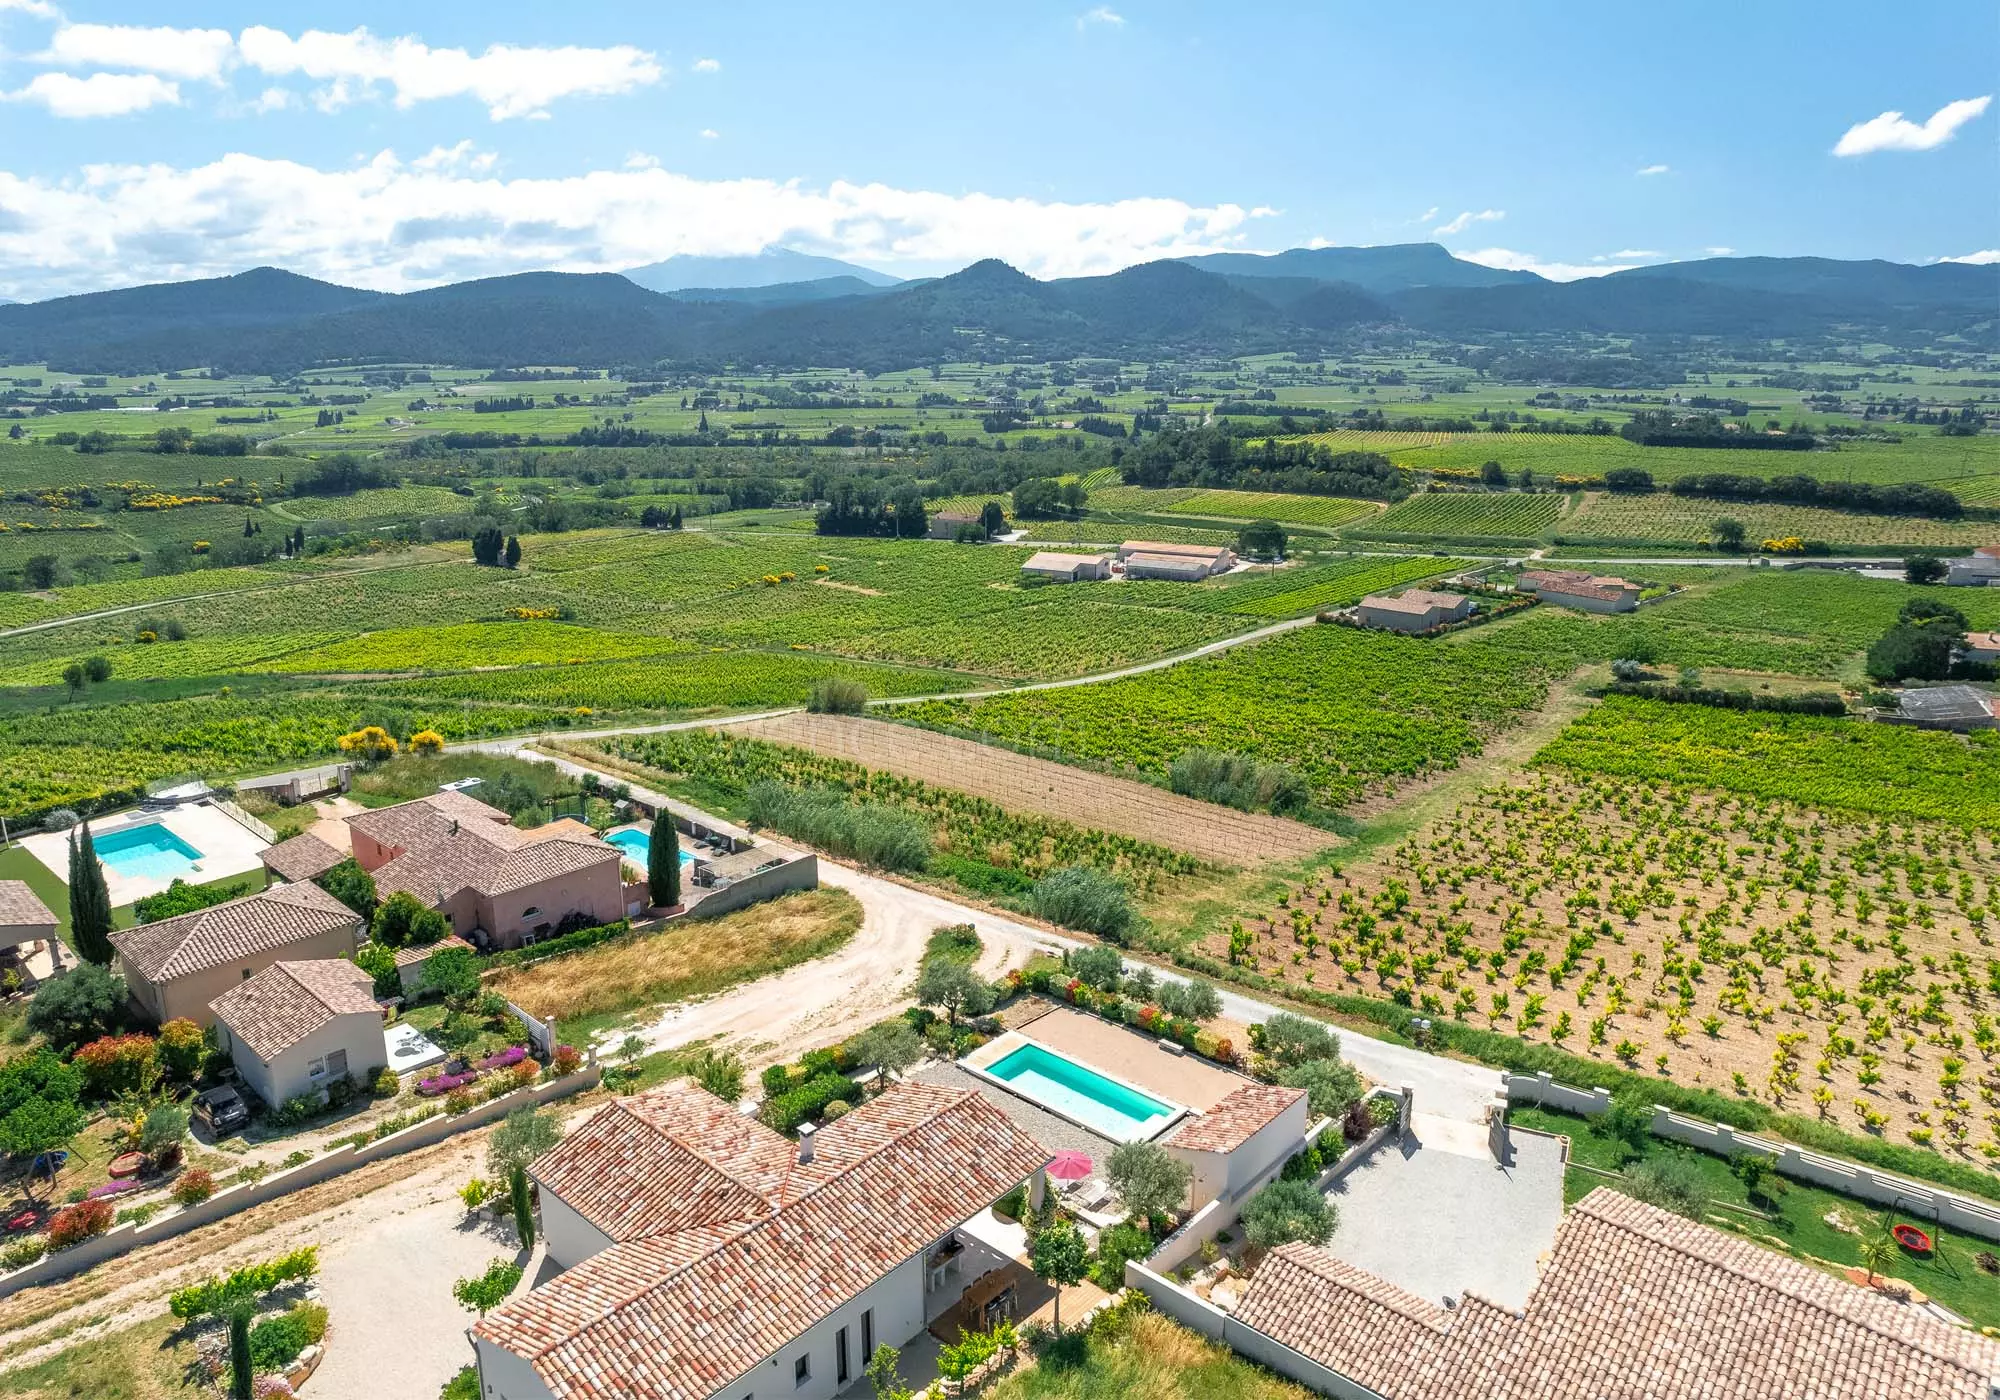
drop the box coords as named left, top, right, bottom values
left=93, top=822, right=204, bottom=883
left=983, top=1043, right=1178, bottom=1141
left=605, top=826, right=693, bottom=874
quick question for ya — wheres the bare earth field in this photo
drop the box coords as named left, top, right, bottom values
left=1203, top=771, right=2000, bottom=1161
left=728, top=712, right=1338, bottom=868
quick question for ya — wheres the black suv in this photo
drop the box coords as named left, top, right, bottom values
left=192, top=1084, right=249, bottom=1136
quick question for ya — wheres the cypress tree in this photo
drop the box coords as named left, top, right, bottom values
left=68, top=823, right=115, bottom=966
left=228, top=1309, right=254, bottom=1400
left=510, top=1163, right=535, bottom=1250
left=647, top=816, right=680, bottom=909
left=504, top=535, right=522, bottom=569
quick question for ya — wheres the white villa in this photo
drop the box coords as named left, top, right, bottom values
left=472, top=1080, right=1051, bottom=1400
left=1945, top=545, right=2000, bottom=586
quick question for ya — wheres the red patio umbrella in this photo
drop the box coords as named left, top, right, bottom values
left=1047, top=1150, right=1093, bottom=1182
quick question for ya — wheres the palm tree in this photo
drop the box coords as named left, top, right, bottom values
left=1858, top=1233, right=1897, bottom=1289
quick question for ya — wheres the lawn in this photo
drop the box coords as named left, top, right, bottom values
left=0, top=1312, right=199, bottom=1400
left=0, top=842, right=266, bottom=946
left=984, top=1311, right=1310, bottom=1400
left=486, top=887, right=864, bottom=1037
left=1511, top=1104, right=2000, bottom=1328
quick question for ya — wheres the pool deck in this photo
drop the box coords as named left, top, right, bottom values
left=19, top=801, right=271, bottom=907
left=999, top=1004, right=1249, bottom=1112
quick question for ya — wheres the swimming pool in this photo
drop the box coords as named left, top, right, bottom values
left=93, top=822, right=205, bottom=883
left=978, top=1042, right=1182, bottom=1141
left=604, top=826, right=693, bottom=874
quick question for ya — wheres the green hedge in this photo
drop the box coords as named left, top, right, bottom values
left=1165, top=945, right=2000, bottom=1205
left=485, top=920, right=631, bottom=969
left=759, top=1072, right=860, bottom=1134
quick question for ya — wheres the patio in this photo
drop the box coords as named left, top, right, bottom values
left=19, top=802, right=271, bottom=906
left=995, top=1003, right=1250, bottom=1112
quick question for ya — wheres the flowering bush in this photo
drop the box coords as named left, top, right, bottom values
left=509, top=1059, right=540, bottom=1089
left=73, top=1033, right=159, bottom=1098
left=171, top=1169, right=216, bottom=1206
left=444, top=1089, right=476, bottom=1115
left=475, top=1046, right=528, bottom=1072
left=418, top=1070, right=478, bottom=1097
left=86, top=1178, right=141, bottom=1201
left=157, top=1018, right=205, bottom=1082
left=549, top=1045, right=582, bottom=1077
left=47, top=1199, right=112, bottom=1249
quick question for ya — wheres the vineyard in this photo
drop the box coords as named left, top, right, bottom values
left=1018, top=519, right=1238, bottom=547
left=594, top=727, right=1212, bottom=895
left=1561, top=492, right=2000, bottom=550
left=1155, top=490, right=1380, bottom=529
left=1204, top=555, right=1466, bottom=618
left=1535, top=695, right=2000, bottom=827
left=826, top=600, right=1246, bottom=679
left=1211, top=770, right=2000, bottom=1157
left=253, top=620, right=692, bottom=673
left=899, top=621, right=1571, bottom=809
left=725, top=712, right=1335, bottom=866
left=1347, top=491, right=1565, bottom=541
left=273, top=485, right=474, bottom=521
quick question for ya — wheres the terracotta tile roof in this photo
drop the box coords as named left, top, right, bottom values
left=110, top=882, right=361, bottom=982
left=1121, top=540, right=1230, bottom=560
left=477, top=1080, right=1051, bottom=1400
left=1023, top=550, right=1108, bottom=571
left=1522, top=568, right=1638, bottom=603
left=371, top=830, right=617, bottom=904
left=345, top=790, right=512, bottom=852
left=1964, top=630, right=2000, bottom=652
left=0, top=880, right=56, bottom=929
left=388, top=933, right=475, bottom=969
left=209, top=958, right=380, bottom=1061
left=1164, top=1083, right=1305, bottom=1154
left=260, top=832, right=346, bottom=884
left=1232, top=1187, right=2000, bottom=1400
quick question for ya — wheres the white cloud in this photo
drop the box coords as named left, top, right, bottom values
left=251, top=86, right=294, bottom=113
left=1833, top=95, right=1990, bottom=156
left=1432, top=208, right=1503, bottom=236
left=1937, top=249, right=2000, bottom=265
left=1455, top=247, right=1631, bottom=281
left=692, top=57, right=720, bottom=73
left=1595, top=248, right=1661, bottom=260
left=0, top=151, right=1272, bottom=299
left=699, top=128, right=718, bottom=140
left=0, top=0, right=60, bottom=18
left=41, top=23, right=235, bottom=81
left=1077, top=7, right=1125, bottom=29
left=1703, top=246, right=1735, bottom=256
left=1414, top=206, right=1438, bottom=224
left=5, top=70, right=180, bottom=117
left=1635, top=163, right=1670, bottom=176
left=624, top=152, right=659, bottom=170
left=236, top=27, right=662, bottom=120
left=411, top=140, right=496, bottom=173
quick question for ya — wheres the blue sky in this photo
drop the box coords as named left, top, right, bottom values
left=0, top=0, right=1994, bottom=299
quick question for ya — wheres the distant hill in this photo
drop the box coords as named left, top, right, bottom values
left=621, top=248, right=901, bottom=292
left=664, top=276, right=900, bottom=307
left=1182, top=243, right=1540, bottom=293
left=0, top=249, right=1988, bottom=376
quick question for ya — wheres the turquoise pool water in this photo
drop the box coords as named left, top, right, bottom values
left=94, top=822, right=204, bottom=883
left=983, top=1042, right=1178, bottom=1141
left=605, top=827, right=693, bottom=874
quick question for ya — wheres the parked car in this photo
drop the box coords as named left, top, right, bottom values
left=193, top=1085, right=249, bottom=1136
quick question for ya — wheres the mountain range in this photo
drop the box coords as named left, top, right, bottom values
left=0, top=245, right=1990, bottom=376
left=620, top=247, right=902, bottom=293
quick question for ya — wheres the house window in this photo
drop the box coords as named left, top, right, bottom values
left=793, top=1354, right=810, bottom=1387
left=307, top=1057, right=326, bottom=1080
left=861, top=1309, right=872, bottom=1360
left=325, top=1049, right=348, bottom=1080
left=836, top=1327, right=850, bottom=1385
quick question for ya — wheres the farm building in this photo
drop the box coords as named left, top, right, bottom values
left=471, top=1079, right=1051, bottom=1400
left=1944, top=545, right=2000, bottom=586
left=926, top=511, right=983, bottom=540
left=109, top=882, right=366, bottom=1029
left=1021, top=550, right=1113, bottom=582
left=1887, top=684, right=1999, bottom=732
left=1116, top=540, right=1237, bottom=576
left=345, top=791, right=623, bottom=952
left=1161, top=1082, right=1308, bottom=1211
left=1227, top=1188, right=2000, bottom=1400
left=1518, top=568, right=1641, bottom=614
left=209, top=958, right=388, bottom=1109
left=1964, top=630, right=2000, bottom=665
left=1356, top=589, right=1476, bottom=633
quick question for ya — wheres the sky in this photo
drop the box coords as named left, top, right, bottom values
left=0, top=0, right=1995, bottom=301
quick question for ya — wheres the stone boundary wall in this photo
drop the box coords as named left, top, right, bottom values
left=0, top=1068, right=601, bottom=1299
left=1502, top=1069, right=2000, bottom=1243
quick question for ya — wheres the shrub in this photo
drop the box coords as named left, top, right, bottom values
left=1168, top=748, right=1307, bottom=815
left=371, top=890, right=450, bottom=949
left=806, top=677, right=869, bottom=715
left=1279, top=1058, right=1365, bottom=1120
left=157, top=1018, right=206, bottom=1081
left=745, top=781, right=932, bottom=873
left=759, top=1072, right=861, bottom=1133
left=1030, top=866, right=1136, bottom=943
left=1259, top=1013, right=1337, bottom=1069
left=1239, top=1178, right=1336, bottom=1249
left=1090, top=1221, right=1154, bottom=1289
left=1619, top=1156, right=1708, bottom=1220
left=549, top=1044, right=583, bottom=1077
left=47, top=1198, right=113, bottom=1248
left=2, top=1236, right=47, bottom=1270
left=169, top=1246, right=320, bottom=1320
left=28, top=965, right=125, bottom=1053
left=760, top=1063, right=794, bottom=1098
left=73, top=1033, right=158, bottom=1098
left=170, top=1168, right=216, bottom=1207
left=484, top=919, right=630, bottom=968
left=444, top=1088, right=476, bottom=1115
left=249, top=1302, right=328, bottom=1373
left=692, top=1048, right=745, bottom=1103
left=372, top=1066, right=401, bottom=1096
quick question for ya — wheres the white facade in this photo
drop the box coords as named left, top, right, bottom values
left=1539, top=584, right=1639, bottom=614
left=1945, top=551, right=2000, bottom=587
left=1169, top=1095, right=1311, bottom=1210
left=222, top=1010, right=386, bottom=1109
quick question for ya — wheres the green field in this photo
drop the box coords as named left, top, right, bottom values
left=1560, top=491, right=2000, bottom=550
left=1155, top=489, right=1379, bottom=528
left=1347, top=490, right=1566, bottom=541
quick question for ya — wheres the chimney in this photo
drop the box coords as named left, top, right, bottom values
left=797, top=1123, right=816, bottom=1165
